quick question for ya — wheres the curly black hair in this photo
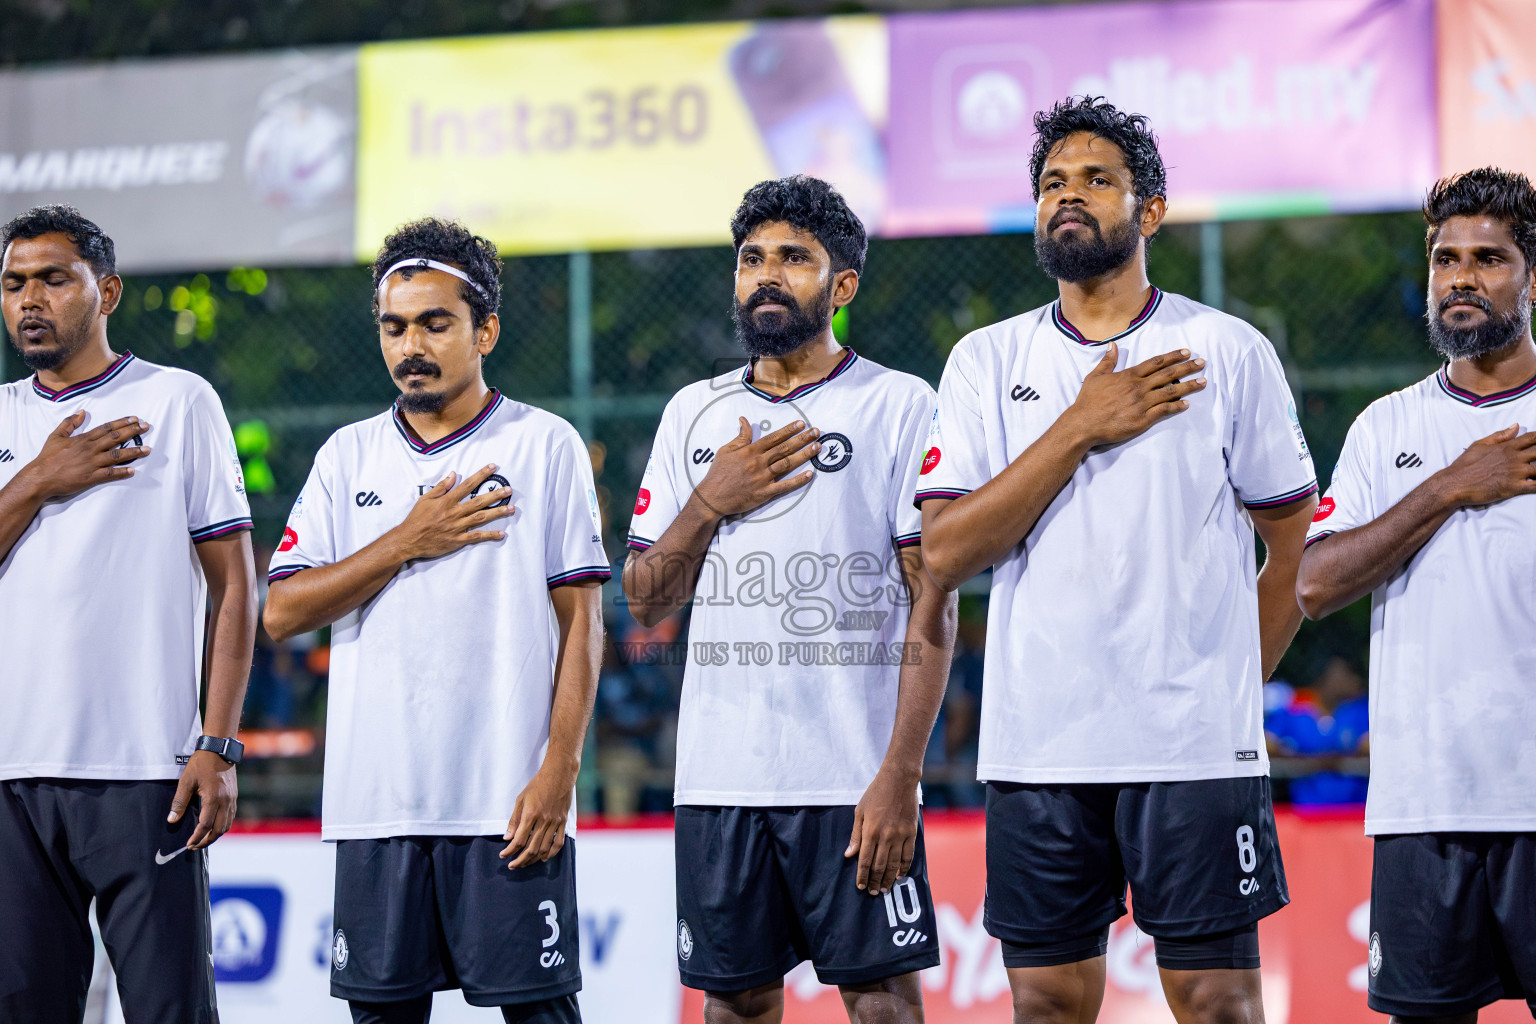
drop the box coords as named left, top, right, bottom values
left=1029, top=96, right=1167, bottom=206
left=371, top=218, right=502, bottom=329
left=0, top=204, right=116, bottom=278
left=730, top=175, right=867, bottom=276
left=1424, top=167, right=1536, bottom=272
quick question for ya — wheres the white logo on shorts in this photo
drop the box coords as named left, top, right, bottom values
left=1368, top=932, right=1382, bottom=977
left=892, top=927, right=928, bottom=947
left=540, top=950, right=566, bottom=968
left=1239, top=877, right=1260, bottom=896
left=332, top=929, right=349, bottom=971
left=677, top=919, right=694, bottom=961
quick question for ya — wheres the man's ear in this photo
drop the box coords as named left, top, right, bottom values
left=477, top=312, right=501, bottom=357
left=1139, top=196, right=1167, bottom=240
left=98, top=274, right=123, bottom=316
left=833, top=268, right=860, bottom=309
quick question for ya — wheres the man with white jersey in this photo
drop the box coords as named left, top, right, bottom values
left=623, top=176, right=955, bottom=1024
left=919, top=98, right=1318, bottom=1024
left=1297, top=168, right=1536, bottom=1024
left=263, top=219, right=607, bottom=1024
left=0, top=206, right=256, bottom=1023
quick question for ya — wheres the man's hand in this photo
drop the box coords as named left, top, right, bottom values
left=17, top=412, right=151, bottom=501
left=692, top=417, right=820, bottom=519
left=388, top=464, right=515, bottom=561
left=168, top=750, right=238, bottom=850
left=845, top=768, right=920, bottom=896
left=1434, top=424, right=1536, bottom=508
left=1059, top=344, right=1206, bottom=449
left=500, top=762, right=576, bottom=870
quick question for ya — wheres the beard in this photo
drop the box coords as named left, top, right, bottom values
left=392, top=355, right=448, bottom=414
left=1034, top=207, right=1143, bottom=283
left=1426, top=288, right=1532, bottom=360
left=9, top=306, right=95, bottom=372
left=731, top=282, right=834, bottom=358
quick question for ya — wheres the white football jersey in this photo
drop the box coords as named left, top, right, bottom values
left=271, top=392, right=610, bottom=840
left=1307, top=368, right=1536, bottom=834
left=628, top=350, right=936, bottom=806
left=920, top=289, right=1316, bottom=784
left=0, top=353, right=251, bottom=781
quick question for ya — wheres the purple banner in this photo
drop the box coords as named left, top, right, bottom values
left=884, top=0, right=1435, bottom=235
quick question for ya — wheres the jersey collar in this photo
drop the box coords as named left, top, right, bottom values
left=30, top=350, right=135, bottom=402
left=1051, top=288, right=1163, bottom=346
left=741, top=348, right=857, bottom=404
left=392, top=389, right=503, bottom=456
left=1434, top=366, right=1536, bottom=408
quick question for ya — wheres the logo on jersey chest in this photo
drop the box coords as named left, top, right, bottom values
left=1010, top=384, right=1041, bottom=402
left=411, top=472, right=512, bottom=507
left=692, top=448, right=715, bottom=465
left=355, top=490, right=383, bottom=507
left=0, top=449, right=13, bottom=463
left=1395, top=451, right=1423, bottom=469
left=811, top=432, right=853, bottom=472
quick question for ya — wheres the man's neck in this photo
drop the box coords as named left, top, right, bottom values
left=1056, top=258, right=1154, bottom=343
left=33, top=336, right=118, bottom=392
left=750, top=332, right=845, bottom=396
left=399, top=378, right=493, bottom=444
left=1446, top=334, right=1536, bottom=396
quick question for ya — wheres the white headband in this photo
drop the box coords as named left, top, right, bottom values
left=377, top=257, right=490, bottom=302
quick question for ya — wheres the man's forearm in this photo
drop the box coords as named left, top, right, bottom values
left=0, top=471, right=46, bottom=568
left=546, top=583, right=603, bottom=774
left=1256, top=559, right=1305, bottom=682
left=881, top=552, right=958, bottom=780
left=1297, top=477, right=1459, bottom=620
left=622, top=492, right=722, bottom=626
left=264, top=531, right=411, bottom=641
left=922, top=417, right=1091, bottom=591
left=203, top=571, right=257, bottom=738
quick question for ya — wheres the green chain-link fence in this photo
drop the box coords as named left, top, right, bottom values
left=2, top=213, right=1440, bottom=816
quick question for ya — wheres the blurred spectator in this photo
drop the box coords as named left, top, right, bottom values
left=1265, top=655, right=1369, bottom=805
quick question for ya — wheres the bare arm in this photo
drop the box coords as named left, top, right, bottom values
left=621, top=417, right=819, bottom=626
left=0, top=413, right=151, bottom=566
left=500, top=579, right=604, bottom=869
left=264, top=465, right=513, bottom=641
left=1297, top=425, right=1536, bottom=619
left=1250, top=496, right=1318, bottom=681
left=846, top=546, right=958, bottom=895
left=168, top=532, right=258, bottom=849
left=921, top=344, right=1206, bottom=591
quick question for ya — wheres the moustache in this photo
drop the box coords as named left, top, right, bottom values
left=16, top=315, right=54, bottom=332
left=744, top=287, right=801, bottom=314
left=1438, top=291, right=1491, bottom=316
left=392, top=356, right=442, bottom=381
left=1048, top=208, right=1099, bottom=233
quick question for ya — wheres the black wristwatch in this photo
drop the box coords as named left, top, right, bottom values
left=195, top=735, right=244, bottom=765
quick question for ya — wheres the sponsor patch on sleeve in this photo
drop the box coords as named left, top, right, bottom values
left=920, top=448, right=941, bottom=475
left=276, top=526, right=299, bottom=552
left=1312, top=497, right=1335, bottom=523
left=633, top=487, right=651, bottom=515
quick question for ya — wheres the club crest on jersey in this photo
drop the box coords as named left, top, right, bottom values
left=331, top=929, right=349, bottom=971
left=1368, top=933, right=1382, bottom=977
left=920, top=447, right=941, bottom=475
left=677, top=919, right=694, bottom=961
left=811, top=432, right=853, bottom=473
left=471, top=473, right=512, bottom=508
left=1313, top=498, right=1335, bottom=522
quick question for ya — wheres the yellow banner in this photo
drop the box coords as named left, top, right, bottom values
left=356, top=18, right=887, bottom=258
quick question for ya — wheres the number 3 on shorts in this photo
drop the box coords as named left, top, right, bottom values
left=1235, top=825, right=1257, bottom=873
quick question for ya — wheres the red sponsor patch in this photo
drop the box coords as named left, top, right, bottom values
left=277, top=526, right=299, bottom=552
left=633, top=487, right=652, bottom=515
left=920, top=447, right=941, bottom=475
left=1312, top=498, right=1335, bottom=523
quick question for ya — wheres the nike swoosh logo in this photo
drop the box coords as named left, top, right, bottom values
left=155, top=843, right=190, bottom=865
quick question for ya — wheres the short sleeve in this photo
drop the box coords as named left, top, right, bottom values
left=183, top=383, right=253, bottom=543
left=627, top=397, right=687, bottom=552
left=915, top=337, right=990, bottom=506
left=267, top=446, right=337, bottom=582
left=1306, top=412, right=1378, bottom=548
left=1227, top=339, right=1319, bottom=510
left=889, top=386, right=937, bottom=547
left=544, top=428, right=613, bottom=588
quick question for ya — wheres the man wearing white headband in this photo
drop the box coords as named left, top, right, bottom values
left=265, top=218, right=607, bottom=1024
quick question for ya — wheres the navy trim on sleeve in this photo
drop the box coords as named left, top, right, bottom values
left=626, top=534, right=656, bottom=552
left=190, top=518, right=254, bottom=542
left=266, top=563, right=312, bottom=583
left=1242, top=482, right=1318, bottom=510
left=893, top=532, right=922, bottom=549
left=548, top=565, right=613, bottom=587
left=1303, top=531, right=1335, bottom=549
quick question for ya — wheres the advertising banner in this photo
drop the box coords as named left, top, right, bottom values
left=355, top=19, right=887, bottom=257
left=0, top=50, right=357, bottom=272
left=96, top=812, right=1531, bottom=1022
left=884, top=0, right=1437, bottom=235
left=1437, top=0, right=1536, bottom=181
